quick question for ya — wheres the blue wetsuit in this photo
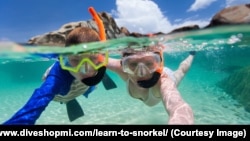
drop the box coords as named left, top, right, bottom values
left=3, top=61, right=94, bottom=125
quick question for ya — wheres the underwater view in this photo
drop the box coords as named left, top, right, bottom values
left=0, top=25, right=250, bottom=125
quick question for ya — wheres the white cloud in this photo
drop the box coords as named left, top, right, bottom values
left=112, top=0, right=172, bottom=34
left=187, top=0, right=217, bottom=12
left=112, top=0, right=210, bottom=34
left=225, top=0, right=249, bottom=7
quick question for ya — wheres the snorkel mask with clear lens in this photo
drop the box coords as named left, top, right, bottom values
left=122, top=52, right=162, bottom=77
left=122, top=48, right=164, bottom=88
left=59, top=7, right=108, bottom=86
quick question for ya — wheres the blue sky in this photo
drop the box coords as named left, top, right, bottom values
left=0, top=0, right=248, bottom=42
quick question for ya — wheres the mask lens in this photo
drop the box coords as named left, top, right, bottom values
left=122, top=52, right=161, bottom=75
left=79, top=62, right=94, bottom=74
left=59, top=51, right=108, bottom=73
left=134, top=63, right=151, bottom=77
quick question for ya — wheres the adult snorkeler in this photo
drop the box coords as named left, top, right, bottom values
left=107, top=44, right=195, bottom=124
left=3, top=7, right=113, bottom=125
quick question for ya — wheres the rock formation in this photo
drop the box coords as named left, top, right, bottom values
left=28, top=12, right=126, bottom=46
left=206, top=3, right=250, bottom=27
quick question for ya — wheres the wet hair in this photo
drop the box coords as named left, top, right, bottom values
left=122, top=51, right=162, bottom=62
left=122, top=52, right=135, bottom=57
left=122, top=44, right=163, bottom=57
left=65, top=27, right=100, bottom=46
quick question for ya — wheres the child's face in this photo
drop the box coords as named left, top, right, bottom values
left=59, top=52, right=108, bottom=81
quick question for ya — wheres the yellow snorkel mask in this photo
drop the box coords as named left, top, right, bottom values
left=59, top=7, right=108, bottom=74
left=58, top=7, right=110, bottom=86
left=59, top=52, right=108, bottom=73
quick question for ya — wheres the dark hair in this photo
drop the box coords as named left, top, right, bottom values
left=65, top=27, right=100, bottom=46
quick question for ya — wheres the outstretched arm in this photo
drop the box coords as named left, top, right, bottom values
left=3, top=62, right=74, bottom=125
left=160, top=75, right=194, bottom=124
left=107, top=58, right=129, bottom=81
left=174, top=52, right=195, bottom=86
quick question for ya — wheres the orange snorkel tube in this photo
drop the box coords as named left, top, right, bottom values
left=88, top=7, right=117, bottom=90
left=88, top=7, right=108, bottom=66
left=88, top=7, right=106, bottom=41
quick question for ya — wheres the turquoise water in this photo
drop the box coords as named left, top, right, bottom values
left=0, top=25, right=250, bottom=124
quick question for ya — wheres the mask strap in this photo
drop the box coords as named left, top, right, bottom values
left=155, top=51, right=164, bottom=74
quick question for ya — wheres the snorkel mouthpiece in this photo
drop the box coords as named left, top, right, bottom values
left=81, top=66, right=106, bottom=86
left=137, top=72, right=161, bottom=88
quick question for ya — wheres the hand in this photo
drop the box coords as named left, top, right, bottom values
left=42, top=65, right=54, bottom=81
